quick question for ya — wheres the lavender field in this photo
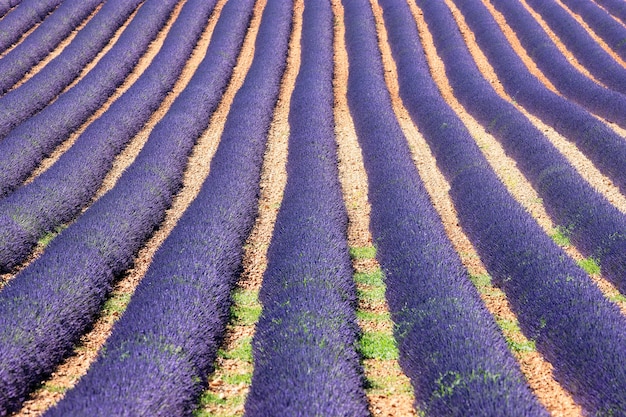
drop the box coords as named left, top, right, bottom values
left=0, top=0, right=625, bottom=415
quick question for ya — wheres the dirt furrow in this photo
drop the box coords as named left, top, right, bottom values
left=333, top=0, right=417, bottom=415
left=9, top=0, right=258, bottom=413
left=408, top=1, right=584, bottom=415
left=22, top=0, right=184, bottom=187
left=485, top=0, right=589, bottom=90
left=189, top=0, right=292, bottom=415
left=553, top=0, right=626, bottom=67
left=445, top=0, right=626, bottom=316
left=7, top=3, right=103, bottom=92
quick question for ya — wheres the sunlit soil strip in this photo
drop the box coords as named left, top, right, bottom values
left=193, top=0, right=298, bottom=415
left=553, top=0, right=626, bottom=67
left=22, top=0, right=184, bottom=187
left=444, top=0, right=626, bottom=316
left=7, top=3, right=104, bottom=90
left=8, top=0, right=260, bottom=413
left=408, top=1, right=584, bottom=415
left=0, top=0, right=209, bottom=291
left=592, top=1, right=626, bottom=29
left=333, top=1, right=416, bottom=415
left=0, top=5, right=55, bottom=59
left=480, top=0, right=626, bottom=141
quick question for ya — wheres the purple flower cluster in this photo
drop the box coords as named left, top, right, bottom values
left=0, top=0, right=177, bottom=198
left=0, top=0, right=60, bottom=54
left=43, top=0, right=284, bottom=414
left=487, top=0, right=626, bottom=118
left=343, top=0, right=546, bottom=415
left=245, top=1, right=369, bottom=415
left=558, top=0, right=626, bottom=61
left=451, top=0, right=626, bottom=198
left=415, top=0, right=626, bottom=413
left=492, top=0, right=626, bottom=98
left=432, top=0, right=626, bottom=293
left=0, top=0, right=213, bottom=273
left=0, top=0, right=23, bottom=19
left=0, top=0, right=143, bottom=137
left=594, top=0, right=626, bottom=25
left=0, top=0, right=103, bottom=94
left=0, top=0, right=253, bottom=412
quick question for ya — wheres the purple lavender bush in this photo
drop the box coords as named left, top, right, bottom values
left=413, top=0, right=626, bottom=413
left=343, top=0, right=547, bottom=415
left=245, top=1, right=369, bottom=415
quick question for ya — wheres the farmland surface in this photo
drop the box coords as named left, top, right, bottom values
left=1, top=0, right=626, bottom=415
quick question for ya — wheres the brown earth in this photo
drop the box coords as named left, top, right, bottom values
left=5, top=0, right=626, bottom=415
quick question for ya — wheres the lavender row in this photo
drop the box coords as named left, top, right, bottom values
left=594, top=0, right=626, bottom=25
left=0, top=0, right=143, bottom=137
left=0, top=0, right=227, bottom=413
left=0, top=0, right=103, bottom=94
left=0, top=0, right=178, bottom=200
left=43, top=0, right=267, bottom=414
left=459, top=0, right=626, bottom=132
left=0, top=0, right=22, bottom=20
left=0, top=0, right=60, bottom=54
left=341, top=0, right=546, bottom=415
left=493, top=0, right=626, bottom=98
left=414, top=0, right=626, bottom=413
left=448, top=0, right=626, bottom=292
left=0, top=0, right=214, bottom=273
left=453, top=0, right=626, bottom=199
left=490, top=0, right=626, bottom=114
left=558, top=0, right=626, bottom=61
left=246, top=1, right=368, bottom=415
left=5, top=0, right=187, bottom=200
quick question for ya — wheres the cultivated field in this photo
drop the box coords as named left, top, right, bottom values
left=0, top=0, right=625, bottom=415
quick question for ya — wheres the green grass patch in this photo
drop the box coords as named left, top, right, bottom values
left=43, top=384, right=68, bottom=394
left=102, top=293, right=131, bottom=316
left=194, top=391, right=246, bottom=417
left=506, top=338, right=536, bottom=353
left=222, top=372, right=252, bottom=386
left=349, top=245, right=377, bottom=259
left=469, top=274, right=492, bottom=288
left=354, top=268, right=384, bottom=286
left=230, top=289, right=261, bottom=326
left=610, top=293, right=626, bottom=303
left=577, top=257, right=601, bottom=275
left=356, top=310, right=390, bottom=323
left=37, top=225, right=68, bottom=247
left=551, top=226, right=571, bottom=247
left=359, top=331, right=398, bottom=360
left=218, top=337, right=252, bottom=363
left=357, top=285, right=386, bottom=302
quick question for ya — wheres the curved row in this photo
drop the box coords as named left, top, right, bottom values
left=246, top=1, right=368, bottom=414
left=558, top=0, right=626, bottom=60
left=0, top=0, right=178, bottom=200
left=0, top=0, right=23, bottom=20
left=0, top=0, right=211, bottom=272
left=342, top=0, right=546, bottom=415
left=454, top=0, right=626, bottom=199
left=492, top=0, right=626, bottom=104
left=0, top=0, right=227, bottom=413
left=594, top=0, right=626, bottom=25
left=446, top=0, right=626, bottom=293
left=0, top=0, right=60, bottom=54
left=0, top=0, right=143, bottom=138
left=0, top=0, right=103, bottom=94
left=413, top=0, right=626, bottom=414
left=44, top=0, right=278, bottom=414
left=493, top=0, right=626, bottom=98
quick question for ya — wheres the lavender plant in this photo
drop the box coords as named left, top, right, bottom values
left=342, top=0, right=546, bottom=415
left=245, top=1, right=369, bottom=414
left=413, top=0, right=626, bottom=413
